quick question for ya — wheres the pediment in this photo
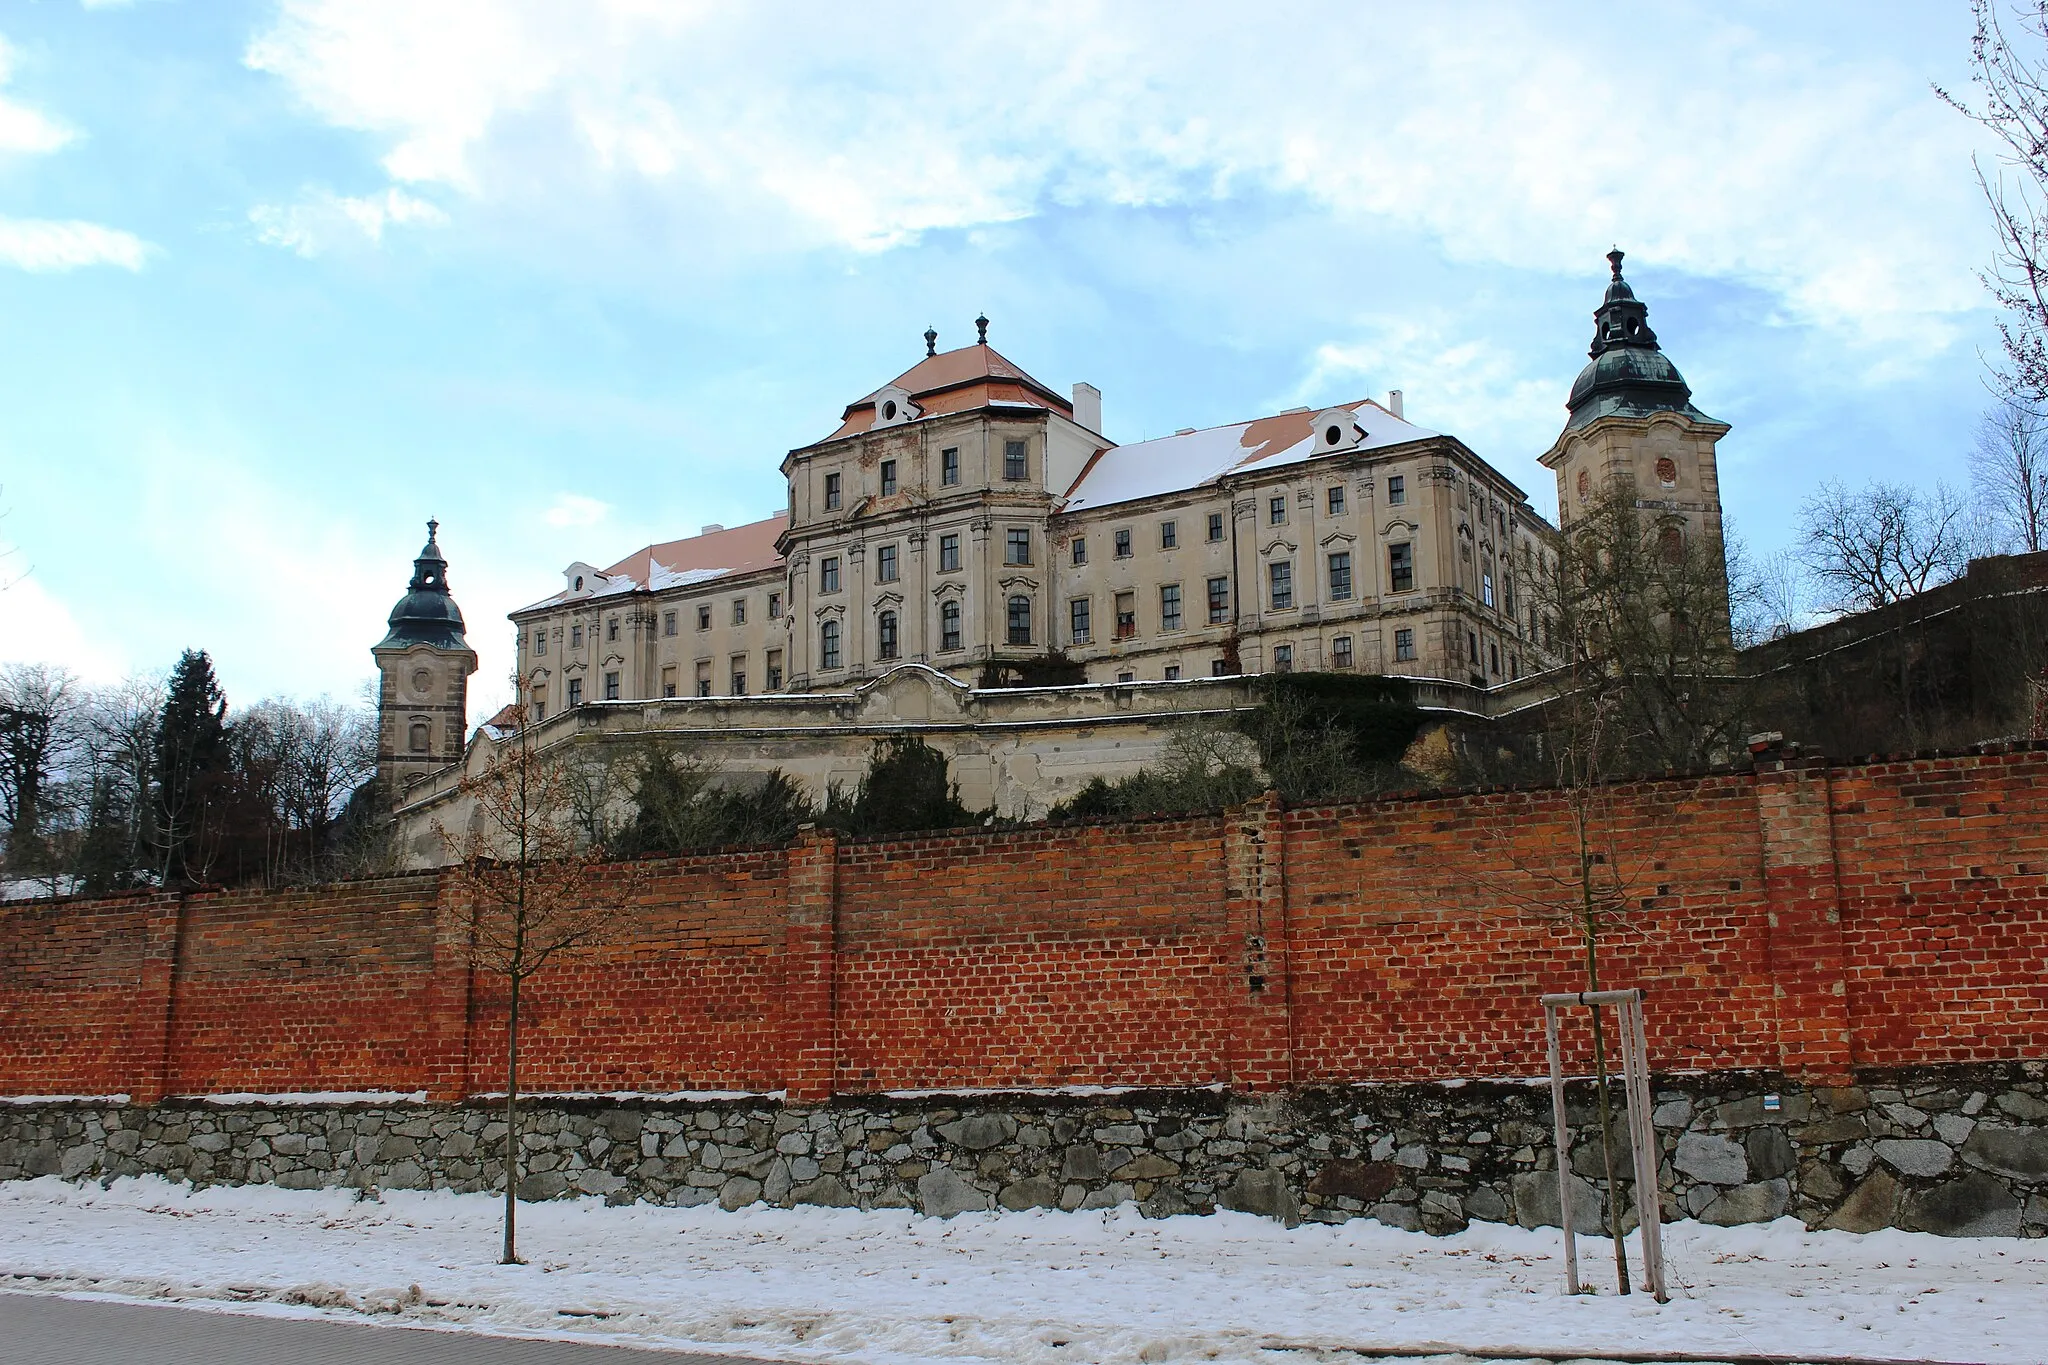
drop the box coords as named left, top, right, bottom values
left=847, top=663, right=972, bottom=724
left=1319, top=529, right=1357, bottom=549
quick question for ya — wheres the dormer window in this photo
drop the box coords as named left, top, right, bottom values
left=1310, top=407, right=1365, bottom=453
left=574, top=575, right=584, bottom=590
left=872, top=384, right=920, bottom=429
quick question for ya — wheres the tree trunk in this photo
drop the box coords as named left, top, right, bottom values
left=1584, top=934, right=1631, bottom=1295
left=502, top=971, right=522, bottom=1266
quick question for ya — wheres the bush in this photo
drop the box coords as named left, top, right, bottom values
left=820, top=736, right=982, bottom=836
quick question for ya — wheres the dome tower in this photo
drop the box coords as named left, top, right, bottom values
left=372, top=519, right=479, bottom=810
left=1540, top=248, right=1731, bottom=558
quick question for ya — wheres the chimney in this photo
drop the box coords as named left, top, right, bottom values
left=1072, top=382, right=1102, bottom=435
left=700, top=523, right=724, bottom=535
left=1387, top=390, right=1405, bottom=420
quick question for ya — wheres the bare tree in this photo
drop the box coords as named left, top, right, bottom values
left=1795, top=479, right=1975, bottom=615
left=0, top=664, right=78, bottom=875
left=439, top=710, right=638, bottom=1265
left=1938, top=2, right=2048, bottom=407
left=1973, top=401, right=2048, bottom=552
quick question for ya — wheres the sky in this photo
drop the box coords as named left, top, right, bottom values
left=0, top=0, right=2014, bottom=716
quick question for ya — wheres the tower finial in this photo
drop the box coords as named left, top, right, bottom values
left=924, top=325, right=937, bottom=357
left=975, top=312, right=989, bottom=345
left=427, top=517, right=439, bottom=542
left=1607, top=247, right=1625, bottom=279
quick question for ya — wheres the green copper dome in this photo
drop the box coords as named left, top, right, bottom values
left=1563, top=250, right=1715, bottom=431
left=377, top=519, right=471, bottom=651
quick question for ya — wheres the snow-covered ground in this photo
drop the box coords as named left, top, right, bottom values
left=1, top=1176, right=2041, bottom=1364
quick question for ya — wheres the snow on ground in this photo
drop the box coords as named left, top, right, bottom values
left=1, top=1176, right=2042, bottom=1364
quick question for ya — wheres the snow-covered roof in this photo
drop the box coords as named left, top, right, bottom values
left=1059, top=399, right=1435, bottom=514
left=516, top=513, right=788, bottom=614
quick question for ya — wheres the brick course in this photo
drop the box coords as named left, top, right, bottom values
left=4, top=745, right=2046, bottom=1101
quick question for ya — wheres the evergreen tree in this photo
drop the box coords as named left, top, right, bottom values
left=151, top=649, right=229, bottom=885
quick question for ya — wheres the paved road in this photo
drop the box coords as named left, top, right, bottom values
left=0, top=1293, right=780, bottom=1364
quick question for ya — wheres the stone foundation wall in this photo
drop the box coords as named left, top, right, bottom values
left=5, top=1066, right=2045, bottom=1238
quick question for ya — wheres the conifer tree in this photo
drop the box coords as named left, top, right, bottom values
left=151, top=649, right=229, bottom=885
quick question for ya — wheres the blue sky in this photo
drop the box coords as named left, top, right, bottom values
left=0, top=1, right=2010, bottom=714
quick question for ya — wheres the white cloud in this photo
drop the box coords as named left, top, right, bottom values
left=250, top=186, right=448, bottom=256
left=0, top=37, right=76, bottom=154
left=244, top=2, right=1989, bottom=346
left=543, top=493, right=609, bottom=528
left=0, top=551, right=129, bottom=683
left=0, top=216, right=149, bottom=271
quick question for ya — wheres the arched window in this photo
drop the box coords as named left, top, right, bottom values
left=940, top=600, right=962, bottom=651
left=1007, top=595, right=1032, bottom=646
left=877, top=610, right=899, bottom=661
left=820, top=619, right=842, bottom=670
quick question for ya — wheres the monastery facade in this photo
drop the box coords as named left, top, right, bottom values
left=373, top=252, right=1731, bottom=833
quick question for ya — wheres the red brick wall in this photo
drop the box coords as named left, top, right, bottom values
left=1834, top=748, right=2048, bottom=1066
left=832, top=821, right=1232, bottom=1092
left=3, top=745, right=2045, bottom=1101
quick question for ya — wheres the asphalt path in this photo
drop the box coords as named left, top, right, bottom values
left=0, top=1293, right=781, bottom=1364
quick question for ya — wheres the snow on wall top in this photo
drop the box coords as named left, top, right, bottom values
left=1059, top=399, right=1434, bottom=514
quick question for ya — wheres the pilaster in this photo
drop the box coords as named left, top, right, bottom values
left=129, top=891, right=185, bottom=1105
left=783, top=825, right=840, bottom=1103
left=1223, top=791, right=1293, bottom=1091
left=1754, top=753, right=1853, bottom=1082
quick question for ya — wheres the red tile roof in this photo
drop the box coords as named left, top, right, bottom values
left=823, top=344, right=1072, bottom=442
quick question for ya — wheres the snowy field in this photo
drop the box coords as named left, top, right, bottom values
left=1, top=1176, right=2042, bottom=1364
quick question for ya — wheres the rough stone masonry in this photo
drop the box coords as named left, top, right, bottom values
left=4, top=1066, right=2044, bottom=1238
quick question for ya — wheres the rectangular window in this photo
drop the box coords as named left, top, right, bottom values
left=570, top=624, right=583, bottom=648
left=768, top=592, right=783, bottom=619
left=696, top=661, right=711, bottom=697
left=1273, top=644, right=1294, bottom=673
left=1164, top=665, right=1181, bottom=681
left=939, top=534, right=961, bottom=572
left=1207, top=575, right=1230, bottom=625
left=1489, top=641, right=1500, bottom=675
left=1004, top=439, right=1028, bottom=481
left=1007, top=595, right=1032, bottom=645
left=603, top=671, right=619, bottom=700
left=1329, top=551, right=1352, bottom=601
left=1114, top=590, right=1136, bottom=640
left=877, top=544, right=899, bottom=582
left=1070, top=598, right=1092, bottom=645
left=941, top=446, right=959, bottom=486
left=820, top=620, right=841, bottom=670
left=766, top=650, right=784, bottom=690
left=1160, top=583, right=1182, bottom=631
left=1160, top=519, right=1177, bottom=549
left=820, top=556, right=840, bottom=593
left=1333, top=635, right=1354, bottom=669
left=1207, top=511, right=1225, bottom=542
left=568, top=677, right=584, bottom=706
left=1116, top=670, right=1135, bottom=684
left=1071, top=536, right=1087, bottom=566
left=1327, top=485, right=1347, bottom=515
left=1005, top=527, right=1032, bottom=565
left=607, top=617, right=619, bottom=642
left=732, top=598, right=747, bottom=625
left=1386, top=474, right=1406, bottom=506
left=880, top=459, right=897, bottom=496
left=697, top=605, right=711, bottom=630
left=732, top=656, right=748, bottom=694
left=532, top=693, right=547, bottom=720
left=1268, top=560, right=1293, bottom=610
left=661, top=664, right=677, bottom=698
left=1468, top=630, right=1480, bottom=664
left=1503, top=573, right=1515, bottom=619
left=1482, top=570, right=1495, bottom=608
left=940, top=599, right=962, bottom=651
left=534, top=629, right=548, bottom=655
left=1211, top=659, right=1229, bottom=677
left=1114, top=528, right=1131, bottom=558
left=1268, top=495, right=1287, bottom=525
left=661, top=610, right=676, bottom=637
left=1388, top=542, right=1415, bottom=593
left=877, top=611, right=898, bottom=661
left=824, top=471, right=842, bottom=510
left=1395, top=627, right=1415, bottom=661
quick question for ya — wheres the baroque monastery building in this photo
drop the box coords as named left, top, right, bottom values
left=377, top=253, right=1730, bottom=833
